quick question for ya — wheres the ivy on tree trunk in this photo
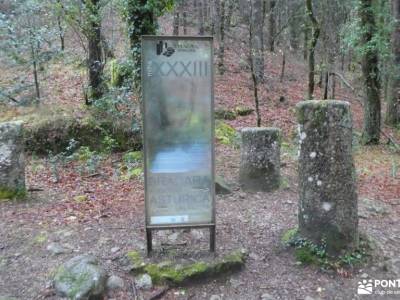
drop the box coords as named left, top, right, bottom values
left=359, top=0, right=381, bottom=144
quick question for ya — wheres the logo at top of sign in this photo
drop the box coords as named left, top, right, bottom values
left=156, top=41, right=175, bottom=57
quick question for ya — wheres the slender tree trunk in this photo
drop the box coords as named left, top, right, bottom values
left=360, top=0, right=381, bottom=144
left=305, top=0, right=320, bottom=99
left=323, top=71, right=329, bottom=99
left=251, top=0, right=265, bottom=82
left=183, top=11, right=188, bottom=34
left=268, top=0, right=276, bottom=52
left=218, top=0, right=226, bottom=75
left=303, top=25, right=309, bottom=60
left=249, top=3, right=261, bottom=127
left=330, top=73, right=336, bottom=99
left=198, top=0, right=205, bottom=35
left=30, top=41, right=40, bottom=102
left=56, top=0, right=65, bottom=51
left=280, top=50, right=286, bottom=82
left=173, top=8, right=179, bottom=35
left=386, top=0, right=400, bottom=125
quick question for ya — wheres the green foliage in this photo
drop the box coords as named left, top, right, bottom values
left=119, top=151, right=143, bottom=180
left=0, top=0, right=58, bottom=104
left=341, top=0, right=394, bottom=78
left=215, top=121, right=239, bottom=147
left=282, top=228, right=370, bottom=269
left=118, top=0, right=174, bottom=86
left=0, top=186, right=26, bottom=200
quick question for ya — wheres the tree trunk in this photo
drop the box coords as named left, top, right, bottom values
left=30, top=41, right=40, bottom=102
left=303, top=25, right=309, bottom=60
left=249, top=18, right=261, bottom=127
left=268, top=0, right=276, bottom=52
left=280, top=50, right=286, bottom=82
left=218, top=0, right=226, bottom=75
left=183, top=11, right=188, bottom=34
left=125, top=0, right=156, bottom=88
left=198, top=0, right=205, bottom=35
left=85, top=0, right=103, bottom=102
left=385, top=0, right=400, bottom=126
left=305, top=0, right=320, bottom=100
left=251, top=0, right=265, bottom=83
left=56, top=0, right=65, bottom=51
left=359, top=0, right=381, bottom=144
left=173, top=9, right=179, bottom=35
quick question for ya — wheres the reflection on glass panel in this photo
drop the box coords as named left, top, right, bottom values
left=142, top=37, right=213, bottom=226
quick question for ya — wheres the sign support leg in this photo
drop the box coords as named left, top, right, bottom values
left=146, top=228, right=152, bottom=255
left=210, top=225, right=216, bottom=252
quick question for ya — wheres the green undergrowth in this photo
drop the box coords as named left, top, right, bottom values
left=126, top=249, right=247, bottom=286
left=215, top=106, right=254, bottom=121
left=282, top=228, right=373, bottom=270
left=0, top=186, right=26, bottom=201
left=215, top=120, right=239, bottom=147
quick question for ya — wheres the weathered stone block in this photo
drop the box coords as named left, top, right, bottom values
left=0, top=121, right=25, bottom=199
left=239, top=127, right=281, bottom=192
left=296, top=100, right=358, bottom=254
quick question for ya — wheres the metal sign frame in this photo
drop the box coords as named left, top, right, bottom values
left=141, top=35, right=216, bottom=254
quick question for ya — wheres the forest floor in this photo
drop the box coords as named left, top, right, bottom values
left=1, top=25, right=400, bottom=300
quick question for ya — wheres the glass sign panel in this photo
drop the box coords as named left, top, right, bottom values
left=142, top=36, right=214, bottom=226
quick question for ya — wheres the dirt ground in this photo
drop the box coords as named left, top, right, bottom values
left=1, top=15, right=400, bottom=300
left=1, top=140, right=400, bottom=300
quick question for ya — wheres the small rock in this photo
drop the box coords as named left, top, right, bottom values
left=230, top=278, right=241, bottom=288
left=111, top=247, right=120, bottom=254
left=167, top=232, right=179, bottom=243
left=249, top=252, right=261, bottom=261
left=106, top=275, right=124, bottom=290
left=215, top=176, right=233, bottom=195
left=360, top=273, right=369, bottom=279
left=53, top=255, right=107, bottom=300
left=190, top=229, right=204, bottom=240
left=386, top=258, right=400, bottom=276
left=135, top=274, right=152, bottom=290
left=47, top=243, right=67, bottom=255
left=261, top=293, right=275, bottom=300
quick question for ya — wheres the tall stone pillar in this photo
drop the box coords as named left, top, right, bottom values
left=0, top=121, right=25, bottom=199
left=239, top=127, right=281, bottom=192
left=296, top=100, right=358, bottom=254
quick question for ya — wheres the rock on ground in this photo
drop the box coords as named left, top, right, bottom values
left=53, top=255, right=107, bottom=300
left=296, top=100, right=358, bottom=254
left=135, top=274, right=153, bottom=290
left=239, top=127, right=281, bottom=192
left=0, top=121, right=25, bottom=199
left=106, top=275, right=124, bottom=290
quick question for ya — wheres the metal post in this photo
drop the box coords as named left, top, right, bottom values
left=146, top=228, right=152, bottom=255
left=210, top=225, right=216, bottom=252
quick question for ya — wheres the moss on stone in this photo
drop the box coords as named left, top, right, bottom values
left=126, top=250, right=146, bottom=273
left=215, top=109, right=237, bottom=120
left=129, top=249, right=247, bottom=286
left=0, top=186, right=26, bottom=200
left=281, top=228, right=298, bottom=245
left=54, top=266, right=92, bottom=299
left=235, top=106, right=254, bottom=116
